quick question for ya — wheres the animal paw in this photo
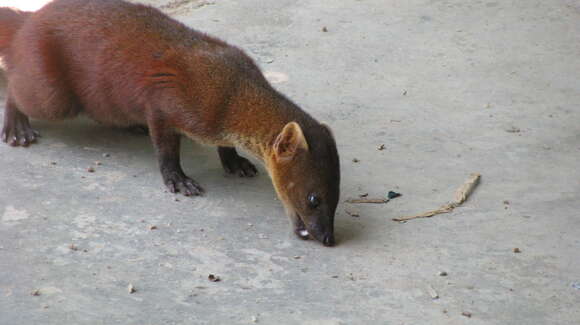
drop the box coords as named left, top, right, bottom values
left=1, top=120, right=39, bottom=147
left=222, top=156, right=258, bottom=177
left=163, top=172, right=204, bottom=196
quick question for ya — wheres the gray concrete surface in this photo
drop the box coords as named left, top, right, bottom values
left=1, top=0, right=580, bottom=324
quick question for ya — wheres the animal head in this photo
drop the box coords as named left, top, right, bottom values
left=266, top=121, right=340, bottom=246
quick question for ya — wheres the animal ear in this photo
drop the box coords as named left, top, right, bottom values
left=273, top=122, right=308, bottom=162
left=320, top=122, right=335, bottom=139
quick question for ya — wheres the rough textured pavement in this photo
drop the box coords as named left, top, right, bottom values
left=1, top=0, right=579, bottom=324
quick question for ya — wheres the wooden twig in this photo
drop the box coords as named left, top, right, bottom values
left=346, top=198, right=389, bottom=204
left=393, top=173, right=481, bottom=222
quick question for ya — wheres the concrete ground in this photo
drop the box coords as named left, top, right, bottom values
left=1, top=0, right=579, bottom=324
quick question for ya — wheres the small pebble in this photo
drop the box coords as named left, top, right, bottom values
left=31, top=289, right=40, bottom=296
left=102, top=153, right=111, bottom=158
left=461, top=312, right=472, bottom=318
left=208, top=274, right=221, bottom=282
left=128, top=284, right=136, bottom=294
left=438, top=271, right=448, bottom=276
left=149, top=225, right=158, bottom=230
left=513, top=247, right=521, bottom=253
left=322, top=26, right=328, bottom=32
left=377, top=144, right=385, bottom=150
left=352, top=158, right=359, bottom=163
left=87, top=167, right=95, bottom=173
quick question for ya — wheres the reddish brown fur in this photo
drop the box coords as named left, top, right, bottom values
left=0, top=0, right=340, bottom=246
left=0, top=8, right=31, bottom=56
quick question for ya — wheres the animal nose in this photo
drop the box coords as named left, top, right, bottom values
left=323, top=234, right=335, bottom=247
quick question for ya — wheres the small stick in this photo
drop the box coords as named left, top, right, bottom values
left=393, top=204, right=454, bottom=222
left=393, top=173, right=481, bottom=222
left=346, top=198, right=389, bottom=204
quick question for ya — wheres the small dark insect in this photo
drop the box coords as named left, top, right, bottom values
left=387, top=191, right=402, bottom=199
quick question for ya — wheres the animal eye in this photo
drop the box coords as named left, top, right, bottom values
left=307, top=193, right=320, bottom=208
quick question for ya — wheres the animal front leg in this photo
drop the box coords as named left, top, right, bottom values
left=217, top=146, right=257, bottom=177
left=149, top=122, right=203, bottom=196
left=1, top=95, right=40, bottom=147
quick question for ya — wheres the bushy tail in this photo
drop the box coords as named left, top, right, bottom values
left=0, top=8, right=32, bottom=56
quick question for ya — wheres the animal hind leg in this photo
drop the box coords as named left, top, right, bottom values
left=1, top=94, right=39, bottom=147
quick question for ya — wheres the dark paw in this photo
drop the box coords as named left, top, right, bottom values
left=163, top=172, right=204, bottom=196
left=222, top=156, right=258, bottom=177
left=1, top=124, right=40, bottom=147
